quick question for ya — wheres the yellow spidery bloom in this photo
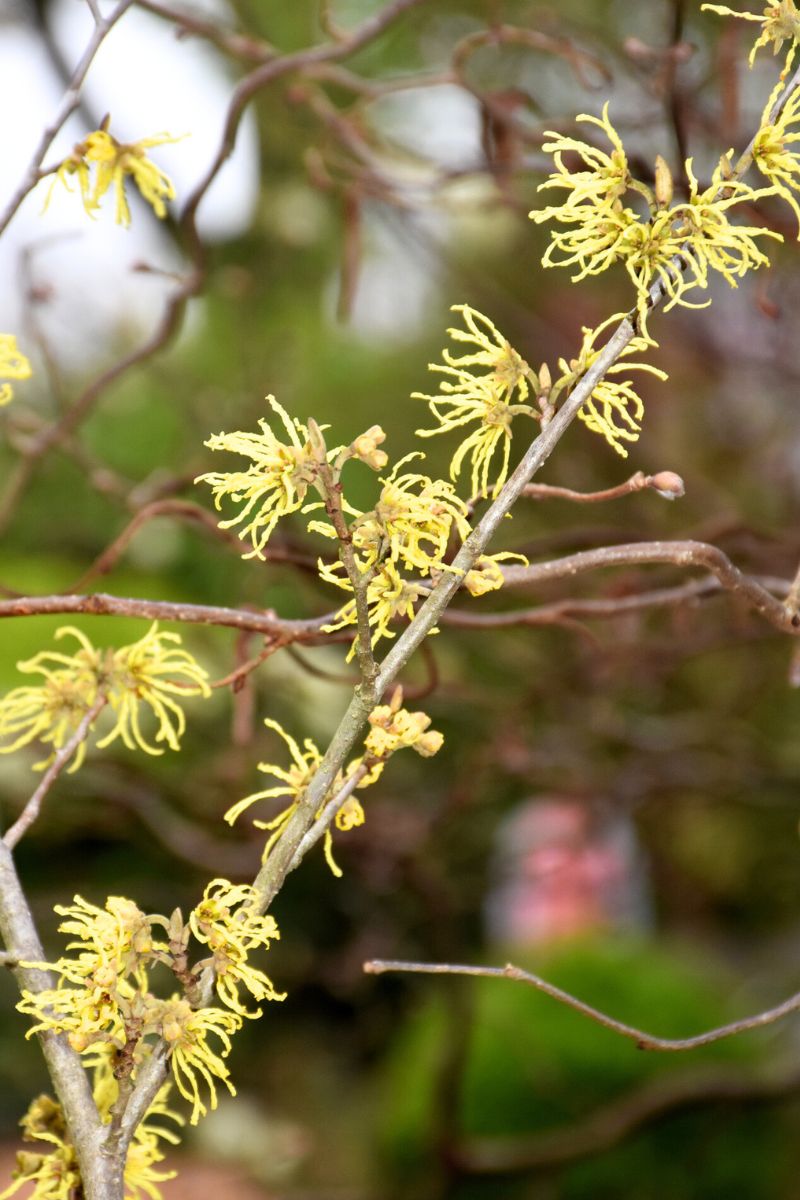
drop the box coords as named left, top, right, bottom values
left=357, top=458, right=471, bottom=572
left=462, top=551, right=529, bottom=596
left=753, top=84, right=800, bottom=231
left=189, top=879, right=284, bottom=1017
left=99, top=623, right=211, bottom=756
left=17, top=895, right=163, bottom=1052
left=225, top=717, right=323, bottom=855
left=671, top=158, right=781, bottom=291
left=0, top=627, right=101, bottom=770
left=413, top=305, right=536, bottom=498
left=49, top=127, right=181, bottom=227
left=0, top=334, right=32, bottom=405
left=3, top=1058, right=184, bottom=1200
left=555, top=315, right=668, bottom=457
left=309, top=455, right=471, bottom=573
left=0, top=625, right=209, bottom=767
left=152, top=997, right=241, bottom=1125
left=320, top=558, right=430, bottom=656
left=536, top=102, right=637, bottom=208
left=197, top=397, right=322, bottom=559
left=702, top=0, right=800, bottom=71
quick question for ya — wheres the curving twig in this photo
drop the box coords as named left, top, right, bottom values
left=363, top=959, right=800, bottom=1052
left=3, top=694, right=107, bottom=850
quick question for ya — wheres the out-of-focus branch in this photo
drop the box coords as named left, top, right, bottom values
left=364, top=960, right=800, bottom=1052
left=3, top=694, right=107, bottom=850
left=499, top=541, right=796, bottom=634
left=135, top=0, right=276, bottom=63
left=456, top=1062, right=800, bottom=1173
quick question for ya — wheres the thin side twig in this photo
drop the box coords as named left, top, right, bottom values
left=3, top=694, right=107, bottom=850
left=363, top=959, right=800, bottom=1052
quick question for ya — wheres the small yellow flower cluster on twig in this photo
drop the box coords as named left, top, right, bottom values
left=530, top=103, right=781, bottom=331
left=0, top=623, right=210, bottom=769
left=16, top=881, right=283, bottom=1130
left=46, top=121, right=181, bottom=227
left=225, top=689, right=443, bottom=874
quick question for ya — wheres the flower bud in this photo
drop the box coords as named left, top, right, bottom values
left=649, top=470, right=685, bottom=499
left=351, top=425, right=388, bottom=470
left=654, top=155, right=674, bottom=208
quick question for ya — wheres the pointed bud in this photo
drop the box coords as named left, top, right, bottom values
left=654, top=155, right=674, bottom=208
left=538, top=362, right=552, bottom=393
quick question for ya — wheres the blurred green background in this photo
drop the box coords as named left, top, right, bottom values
left=2, top=0, right=800, bottom=1196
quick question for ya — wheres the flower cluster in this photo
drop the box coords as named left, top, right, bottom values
left=413, top=305, right=537, bottom=499
left=16, top=883, right=283, bottom=1131
left=47, top=123, right=180, bottom=227
left=1, top=1053, right=183, bottom=1200
left=531, top=104, right=781, bottom=330
left=198, top=387, right=522, bottom=657
left=0, top=334, right=32, bottom=406
left=226, top=694, right=443, bottom=874
left=197, top=397, right=326, bottom=559
left=0, top=623, right=210, bottom=767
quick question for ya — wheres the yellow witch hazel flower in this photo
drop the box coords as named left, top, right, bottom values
left=0, top=1094, right=81, bottom=1200
left=754, top=84, right=800, bottom=231
left=320, top=558, right=430, bottom=656
left=225, top=717, right=324, bottom=856
left=533, top=105, right=781, bottom=330
left=17, top=894, right=164, bottom=1052
left=2, top=1055, right=184, bottom=1200
left=197, top=396, right=326, bottom=559
left=189, top=879, right=284, bottom=1017
left=49, top=122, right=181, bottom=227
left=413, top=305, right=537, bottom=498
left=0, top=624, right=209, bottom=767
left=0, top=627, right=102, bottom=770
left=364, top=687, right=444, bottom=760
left=554, top=314, right=668, bottom=458
left=463, top=551, right=529, bottom=596
left=702, top=0, right=800, bottom=71
left=0, top=334, right=32, bottom=406
left=671, top=158, right=781, bottom=294
left=100, top=623, right=211, bottom=756
left=148, top=997, right=242, bottom=1125
left=310, top=455, right=471, bottom=574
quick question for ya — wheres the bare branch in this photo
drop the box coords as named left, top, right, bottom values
left=0, top=591, right=330, bottom=639
left=499, top=541, right=797, bottom=634
left=314, top=440, right=378, bottom=693
left=0, top=842, right=107, bottom=1191
left=3, top=694, right=107, bottom=850
left=135, top=0, right=276, bottom=63
left=363, top=960, right=800, bottom=1052
left=520, top=470, right=685, bottom=505
left=457, top=1062, right=800, bottom=1173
